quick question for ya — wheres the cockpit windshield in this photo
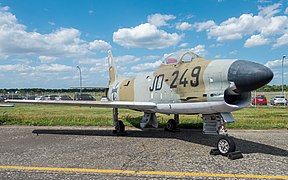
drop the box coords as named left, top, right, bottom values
left=162, top=50, right=200, bottom=65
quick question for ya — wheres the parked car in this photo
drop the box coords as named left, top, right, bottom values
left=271, top=95, right=287, bottom=105
left=0, top=95, right=6, bottom=102
left=25, top=95, right=37, bottom=100
left=35, top=96, right=43, bottom=100
left=6, top=95, right=24, bottom=100
left=40, top=95, right=59, bottom=100
left=58, top=95, right=73, bottom=101
left=74, top=93, right=96, bottom=101
left=252, top=94, right=267, bottom=105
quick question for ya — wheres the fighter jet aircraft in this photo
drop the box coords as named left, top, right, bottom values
left=6, top=50, right=273, bottom=158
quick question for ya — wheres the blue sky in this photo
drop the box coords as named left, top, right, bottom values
left=0, top=0, right=287, bottom=88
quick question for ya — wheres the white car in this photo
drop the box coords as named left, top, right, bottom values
left=271, top=95, right=287, bottom=105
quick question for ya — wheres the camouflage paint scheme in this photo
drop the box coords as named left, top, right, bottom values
left=6, top=50, right=272, bottom=116
left=107, top=51, right=239, bottom=114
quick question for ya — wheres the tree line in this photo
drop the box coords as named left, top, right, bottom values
left=0, top=88, right=106, bottom=94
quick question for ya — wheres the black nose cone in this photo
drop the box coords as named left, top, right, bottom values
left=228, top=60, right=273, bottom=92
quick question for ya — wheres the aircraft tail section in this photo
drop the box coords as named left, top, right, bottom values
left=108, top=50, right=118, bottom=85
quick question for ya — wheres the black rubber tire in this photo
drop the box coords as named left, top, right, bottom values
left=217, top=136, right=236, bottom=156
left=166, top=119, right=177, bottom=131
left=116, top=120, right=125, bottom=133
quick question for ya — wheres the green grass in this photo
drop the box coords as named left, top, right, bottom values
left=0, top=104, right=287, bottom=129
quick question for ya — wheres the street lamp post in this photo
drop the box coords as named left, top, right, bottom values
left=282, top=55, right=286, bottom=96
left=76, top=66, right=82, bottom=99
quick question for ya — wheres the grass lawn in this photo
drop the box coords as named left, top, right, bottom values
left=0, top=104, right=287, bottom=129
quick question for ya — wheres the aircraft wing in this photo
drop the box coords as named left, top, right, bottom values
left=5, top=99, right=156, bottom=111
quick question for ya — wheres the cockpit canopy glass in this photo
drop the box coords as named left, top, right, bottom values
left=162, top=50, right=200, bottom=65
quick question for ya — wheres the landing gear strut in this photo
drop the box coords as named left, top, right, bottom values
left=112, top=108, right=126, bottom=135
left=203, top=113, right=243, bottom=160
left=165, top=114, right=180, bottom=132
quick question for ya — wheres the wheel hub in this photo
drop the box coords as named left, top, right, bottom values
left=218, top=139, right=230, bottom=154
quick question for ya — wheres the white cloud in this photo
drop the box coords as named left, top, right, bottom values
left=0, top=64, right=30, bottom=72
left=229, top=50, right=239, bottom=55
left=114, top=55, right=140, bottom=64
left=273, top=33, right=288, bottom=48
left=48, top=21, right=56, bottom=26
left=89, top=40, right=111, bottom=51
left=258, top=3, right=281, bottom=17
left=131, top=60, right=162, bottom=71
left=244, top=34, right=269, bottom=48
left=207, top=14, right=257, bottom=41
left=260, top=16, right=288, bottom=35
left=265, top=59, right=288, bottom=69
left=193, top=20, right=216, bottom=32
left=147, top=13, right=176, bottom=27
left=0, top=63, right=74, bottom=73
left=34, top=64, right=74, bottom=72
left=176, top=22, right=192, bottom=31
left=38, top=56, right=57, bottom=63
left=113, top=23, right=182, bottom=49
left=78, top=58, right=104, bottom=65
left=179, top=43, right=188, bottom=48
left=0, top=7, right=110, bottom=59
left=258, top=0, right=272, bottom=3
left=0, top=6, right=9, bottom=11
left=190, top=45, right=207, bottom=57
left=285, top=7, right=288, bottom=14
left=193, top=3, right=288, bottom=48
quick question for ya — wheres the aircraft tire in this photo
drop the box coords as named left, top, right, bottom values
left=217, top=136, right=236, bottom=156
left=166, top=119, right=177, bottom=131
left=116, top=120, right=125, bottom=133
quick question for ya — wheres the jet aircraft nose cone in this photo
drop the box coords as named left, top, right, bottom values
left=228, top=60, right=273, bottom=92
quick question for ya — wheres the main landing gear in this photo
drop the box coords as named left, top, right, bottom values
left=112, top=108, right=127, bottom=135
left=165, top=114, right=180, bottom=132
left=203, top=114, right=243, bottom=160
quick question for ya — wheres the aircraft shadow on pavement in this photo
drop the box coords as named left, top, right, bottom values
left=32, top=128, right=288, bottom=157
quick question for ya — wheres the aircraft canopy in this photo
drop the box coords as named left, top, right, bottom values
left=162, top=50, right=200, bottom=65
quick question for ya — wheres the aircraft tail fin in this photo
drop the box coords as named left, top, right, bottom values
left=108, top=50, right=118, bottom=85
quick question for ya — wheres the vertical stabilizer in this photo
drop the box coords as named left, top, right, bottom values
left=108, top=50, right=118, bottom=85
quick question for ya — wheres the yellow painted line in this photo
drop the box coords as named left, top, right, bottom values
left=0, top=166, right=287, bottom=179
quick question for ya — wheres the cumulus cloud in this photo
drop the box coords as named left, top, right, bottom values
left=190, top=45, right=207, bottom=57
left=34, top=64, right=74, bottom=72
left=265, top=59, right=288, bottom=69
left=0, top=63, right=73, bottom=72
left=113, top=23, right=182, bottom=49
left=147, top=13, right=176, bottom=27
left=114, top=55, right=140, bottom=64
left=89, top=40, right=111, bottom=51
left=176, top=22, right=192, bottom=31
left=38, top=56, right=57, bottom=63
left=258, top=3, right=281, bottom=17
left=0, top=64, right=30, bottom=72
left=285, top=7, right=288, bottom=14
left=244, top=34, right=269, bottom=48
left=193, top=3, right=288, bottom=48
left=179, top=43, right=188, bottom=48
left=273, top=33, right=288, bottom=48
left=0, top=7, right=111, bottom=59
left=131, top=60, right=162, bottom=71
left=193, top=20, right=216, bottom=32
